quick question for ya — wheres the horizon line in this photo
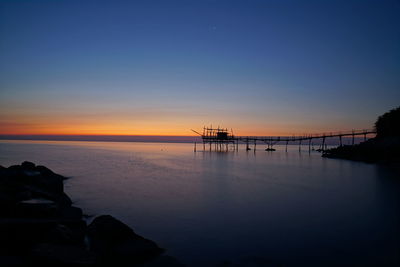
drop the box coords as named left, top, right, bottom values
left=0, top=134, right=202, bottom=143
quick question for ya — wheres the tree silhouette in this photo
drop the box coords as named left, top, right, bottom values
left=375, top=106, right=400, bottom=138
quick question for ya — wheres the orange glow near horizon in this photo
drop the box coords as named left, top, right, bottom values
left=0, top=119, right=372, bottom=137
left=0, top=105, right=375, bottom=137
left=0, top=124, right=290, bottom=136
left=0, top=0, right=397, bottom=142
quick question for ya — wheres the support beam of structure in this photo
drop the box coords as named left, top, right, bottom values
left=195, top=126, right=375, bottom=152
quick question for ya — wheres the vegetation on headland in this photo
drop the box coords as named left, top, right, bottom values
left=375, top=106, right=400, bottom=138
left=0, top=161, right=182, bottom=266
left=323, top=106, right=400, bottom=163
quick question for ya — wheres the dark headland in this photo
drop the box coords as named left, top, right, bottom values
left=0, top=161, right=182, bottom=266
left=323, top=106, right=400, bottom=163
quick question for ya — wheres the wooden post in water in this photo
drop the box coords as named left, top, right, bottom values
left=285, top=140, right=288, bottom=152
left=254, top=140, right=257, bottom=151
left=308, top=138, right=312, bottom=152
left=299, top=139, right=302, bottom=152
left=322, top=137, right=326, bottom=151
left=339, top=135, right=342, bottom=147
left=352, top=130, right=355, bottom=145
left=194, top=142, right=197, bottom=152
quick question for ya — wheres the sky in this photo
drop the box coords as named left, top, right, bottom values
left=0, top=0, right=399, bottom=136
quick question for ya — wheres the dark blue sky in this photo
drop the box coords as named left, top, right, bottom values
left=1, top=0, right=399, bottom=135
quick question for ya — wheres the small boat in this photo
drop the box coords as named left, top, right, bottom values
left=265, top=148, right=276, bottom=151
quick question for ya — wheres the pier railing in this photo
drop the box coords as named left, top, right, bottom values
left=237, top=129, right=376, bottom=142
left=195, top=127, right=376, bottom=152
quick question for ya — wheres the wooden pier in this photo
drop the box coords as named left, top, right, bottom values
left=192, top=127, right=376, bottom=152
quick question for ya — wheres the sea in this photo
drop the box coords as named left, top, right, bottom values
left=0, top=140, right=399, bottom=266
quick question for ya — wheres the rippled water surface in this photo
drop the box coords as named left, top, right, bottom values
left=1, top=140, right=399, bottom=266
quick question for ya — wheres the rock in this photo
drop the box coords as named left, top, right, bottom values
left=0, top=177, right=31, bottom=216
left=36, top=165, right=67, bottom=180
left=25, top=172, right=64, bottom=195
left=45, top=223, right=86, bottom=245
left=15, top=198, right=58, bottom=218
left=139, top=255, right=185, bottom=267
left=30, top=243, right=96, bottom=266
left=7, top=162, right=66, bottom=195
left=23, top=170, right=41, bottom=177
left=1, top=165, right=66, bottom=202
left=16, top=190, right=33, bottom=202
left=0, top=217, right=86, bottom=248
left=0, top=217, right=56, bottom=250
left=22, top=184, right=72, bottom=207
left=87, top=215, right=164, bottom=264
left=21, top=161, right=36, bottom=170
left=56, top=192, right=73, bottom=207
left=0, top=254, right=28, bottom=266
left=14, top=199, right=80, bottom=220
left=0, top=163, right=175, bottom=266
left=88, top=215, right=135, bottom=244
left=7, top=165, right=23, bottom=171
left=59, top=206, right=83, bottom=221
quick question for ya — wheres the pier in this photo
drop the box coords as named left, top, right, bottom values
left=192, top=127, right=376, bottom=152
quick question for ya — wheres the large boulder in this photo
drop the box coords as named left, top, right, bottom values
left=139, top=255, right=185, bottom=267
left=30, top=243, right=96, bottom=266
left=0, top=163, right=176, bottom=266
left=21, top=185, right=72, bottom=207
left=0, top=217, right=86, bottom=248
left=23, top=171, right=64, bottom=195
left=1, top=162, right=66, bottom=201
left=21, top=161, right=36, bottom=170
left=14, top=198, right=59, bottom=218
left=44, top=223, right=86, bottom=245
left=36, top=165, right=67, bottom=180
left=87, top=215, right=164, bottom=264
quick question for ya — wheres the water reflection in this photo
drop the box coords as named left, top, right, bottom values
left=0, top=140, right=399, bottom=266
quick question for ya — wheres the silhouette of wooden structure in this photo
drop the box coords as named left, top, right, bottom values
left=192, top=127, right=236, bottom=151
left=192, top=126, right=376, bottom=152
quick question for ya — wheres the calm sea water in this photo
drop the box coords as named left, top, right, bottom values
left=1, top=140, right=399, bottom=266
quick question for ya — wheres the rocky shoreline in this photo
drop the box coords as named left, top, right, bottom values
left=322, top=106, right=400, bottom=164
left=322, top=136, right=400, bottom=163
left=0, top=161, right=182, bottom=266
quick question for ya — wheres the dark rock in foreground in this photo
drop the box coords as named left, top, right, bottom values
left=30, top=243, right=97, bottom=266
left=88, top=215, right=164, bottom=265
left=0, top=162, right=180, bottom=266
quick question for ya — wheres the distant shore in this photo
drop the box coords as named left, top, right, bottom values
left=323, top=107, right=400, bottom=163
left=323, top=136, right=400, bottom=163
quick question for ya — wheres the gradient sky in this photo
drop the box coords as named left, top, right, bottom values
left=1, top=0, right=399, bottom=136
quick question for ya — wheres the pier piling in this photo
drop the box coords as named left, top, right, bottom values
left=191, top=126, right=375, bottom=152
